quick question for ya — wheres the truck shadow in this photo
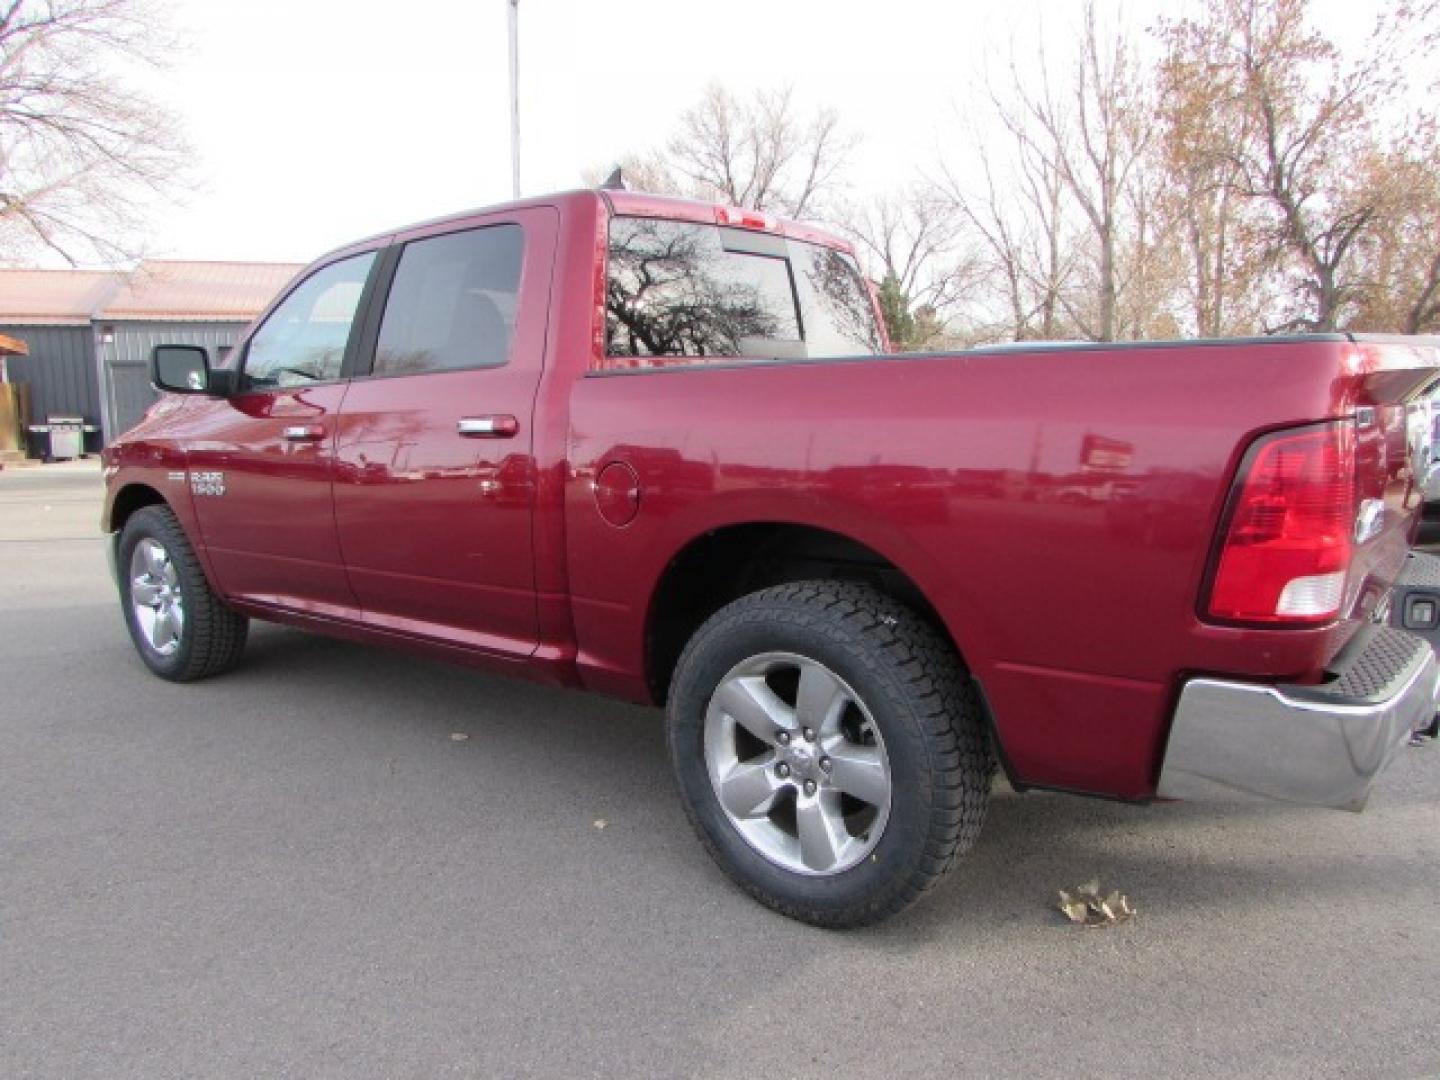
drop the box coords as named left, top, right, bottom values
left=238, top=623, right=1440, bottom=942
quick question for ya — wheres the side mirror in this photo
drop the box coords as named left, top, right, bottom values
left=151, top=345, right=234, bottom=396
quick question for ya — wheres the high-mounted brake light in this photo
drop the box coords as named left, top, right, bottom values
left=714, top=205, right=777, bottom=232
left=1205, top=423, right=1357, bottom=625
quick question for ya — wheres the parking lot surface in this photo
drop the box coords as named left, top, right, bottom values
left=2, top=461, right=1438, bottom=1079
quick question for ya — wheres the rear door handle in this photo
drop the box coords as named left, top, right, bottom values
left=458, top=415, right=519, bottom=438
left=282, top=425, right=325, bottom=442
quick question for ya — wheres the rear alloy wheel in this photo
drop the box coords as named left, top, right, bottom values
left=118, top=505, right=248, bottom=682
left=668, top=580, right=994, bottom=928
left=705, top=652, right=892, bottom=876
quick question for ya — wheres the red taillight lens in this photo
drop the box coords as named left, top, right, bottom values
left=1206, top=423, right=1356, bottom=625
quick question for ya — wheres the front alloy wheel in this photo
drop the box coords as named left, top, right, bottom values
left=129, top=538, right=185, bottom=656
left=117, top=504, right=248, bottom=682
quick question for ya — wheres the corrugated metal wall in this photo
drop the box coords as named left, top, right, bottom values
left=99, top=321, right=247, bottom=440
left=0, top=325, right=100, bottom=454
left=1, top=320, right=249, bottom=450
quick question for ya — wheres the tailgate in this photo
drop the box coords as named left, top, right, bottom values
left=1345, top=337, right=1440, bottom=621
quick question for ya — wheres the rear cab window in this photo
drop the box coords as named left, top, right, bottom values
left=603, top=217, right=883, bottom=367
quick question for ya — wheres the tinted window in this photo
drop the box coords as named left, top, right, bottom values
left=245, top=253, right=374, bottom=388
left=605, top=217, right=882, bottom=362
left=373, top=225, right=524, bottom=376
left=791, top=242, right=886, bottom=355
left=606, top=218, right=801, bottom=358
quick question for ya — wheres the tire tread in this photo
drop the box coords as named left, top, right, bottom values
left=121, top=505, right=248, bottom=682
left=668, top=579, right=994, bottom=928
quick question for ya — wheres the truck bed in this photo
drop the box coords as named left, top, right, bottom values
left=564, top=335, right=1439, bottom=797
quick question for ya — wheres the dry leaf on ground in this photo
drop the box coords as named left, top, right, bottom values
left=1057, top=879, right=1136, bottom=928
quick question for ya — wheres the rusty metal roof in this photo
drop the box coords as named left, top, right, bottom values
left=0, top=270, right=120, bottom=326
left=0, top=260, right=304, bottom=325
left=96, top=260, right=303, bottom=322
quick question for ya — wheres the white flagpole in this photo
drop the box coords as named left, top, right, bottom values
left=508, top=0, right=521, bottom=198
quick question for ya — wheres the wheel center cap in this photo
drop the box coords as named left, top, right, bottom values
left=784, top=742, right=818, bottom=778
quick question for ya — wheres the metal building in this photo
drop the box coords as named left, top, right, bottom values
left=0, top=260, right=300, bottom=455
left=0, top=270, right=116, bottom=449
left=90, top=261, right=301, bottom=439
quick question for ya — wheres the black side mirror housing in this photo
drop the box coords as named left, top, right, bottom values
left=151, top=345, right=235, bottom=396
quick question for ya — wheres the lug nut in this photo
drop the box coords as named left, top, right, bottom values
left=802, top=727, right=815, bottom=742
left=803, top=779, right=817, bottom=796
left=776, top=731, right=791, bottom=746
left=776, top=762, right=791, bottom=779
left=820, top=756, right=832, bottom=773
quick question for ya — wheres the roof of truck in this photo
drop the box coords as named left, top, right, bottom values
left=332, top=188, right=853, bottom=263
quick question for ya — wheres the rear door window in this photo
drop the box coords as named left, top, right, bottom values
left=373, top=225, right=524, bottom=376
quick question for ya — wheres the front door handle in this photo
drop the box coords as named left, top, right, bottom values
left=282, top=425, right=325, bottom=442
left=458, top=415, right=519, bottom=438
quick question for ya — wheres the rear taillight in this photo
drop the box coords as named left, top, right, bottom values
left=1205, top=423, right=1356, bottom=625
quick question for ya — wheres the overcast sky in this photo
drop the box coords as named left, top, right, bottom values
left=147, top=0, right=1389, bottom=264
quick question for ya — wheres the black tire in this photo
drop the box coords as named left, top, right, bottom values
left=117, top=504, right=248, bottom=682
left=666, top=580, right=994, bottom=928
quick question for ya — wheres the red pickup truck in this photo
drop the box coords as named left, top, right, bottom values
left=103, top=188, right=1440, bottom=927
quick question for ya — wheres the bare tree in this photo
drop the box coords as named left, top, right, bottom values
left=1011, top=3, right=1155, bottom=342
left=581, top=153, right=683, bottom=196
left=938, top=130, right=1075, bottom=343
left=831, top=187, right=981, bottom=347
left=0, top=0, right=186, bottom=265
left=936, top=2, right=1164, bottom=343
left=661, top=83, right=853, bottom=219
left=940, top=3, right=1158, bottom=343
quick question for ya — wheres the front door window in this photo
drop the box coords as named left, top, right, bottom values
left=245, top=253, right=375, bottom=389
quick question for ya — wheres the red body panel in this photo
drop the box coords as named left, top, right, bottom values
left=331, top=206, right=559, bottom=657
left=101, top=190, right=1440, bottom=801
left=560, top=342, right=1431, bottom=797
left=186, top=383, right=358, bottom=617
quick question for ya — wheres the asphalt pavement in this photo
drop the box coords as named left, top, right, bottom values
left=2, top=460, right=1438, bottom=1079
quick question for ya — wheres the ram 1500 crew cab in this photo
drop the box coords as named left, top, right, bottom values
left=103, top=189, right=1440, bottom=927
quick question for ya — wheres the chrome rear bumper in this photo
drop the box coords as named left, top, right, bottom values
left=1157, top=624, right=1439, bottom=811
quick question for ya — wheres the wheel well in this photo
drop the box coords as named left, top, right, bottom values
left=645, top=523, right=957, bottom=704
left=108, top=483, right=166, bottom=533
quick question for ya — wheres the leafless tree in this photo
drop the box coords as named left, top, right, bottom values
left=1011, top=2, right=1155, bottom=342
left=0, top=0, right=186, bottom=265
left=831, top=187, right=981, bottom=344
left=581, top=153, right=683, bottom=196
left=938, top=130, right=1075, bottom=343
left=940, top=3, right=1161, bottom=343
left=662, top=83, right=853, bottom=219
